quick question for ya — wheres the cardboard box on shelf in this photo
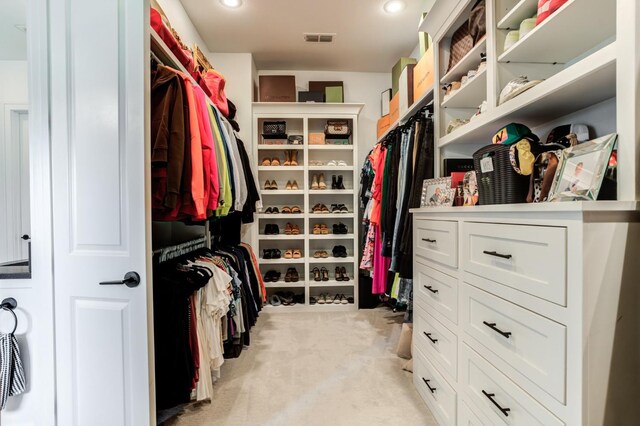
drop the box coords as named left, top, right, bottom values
left=377, top=115, right=391, bottom=139
left=413, top=46, right=434, bottom=101
left=392, top=57, right=417, bottom=96
left=399, top=64, right=416, bottom=117
left=259, top=75, right=296, bottom=102
left=389, top=92, right=400, bottom=124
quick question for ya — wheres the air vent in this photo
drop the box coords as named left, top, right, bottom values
left=304, top=33, right=336, bottom=43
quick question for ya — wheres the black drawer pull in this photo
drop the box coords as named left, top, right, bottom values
left=482, top=390, right=511, bottom=417
left=483, top=250, right=512, bottom=260
left=422, top=238, right=436, bottom=243
left=422, top=377, right=436, bottom=393
left=483, top=321, right=512, bottom=338
left=423, top=332, right=438, bottom=343
left=423, top=285, right=438, bottom=294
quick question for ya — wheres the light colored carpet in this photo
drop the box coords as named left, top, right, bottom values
left=166, top=308, right=437, bottom=426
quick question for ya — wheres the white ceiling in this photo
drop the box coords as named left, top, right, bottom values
left=180, top=0, right=434, bottom=72
left=0, top=0, right=27, bottom=61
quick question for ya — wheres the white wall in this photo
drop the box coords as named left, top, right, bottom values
left=258, top=70, right=392, bottom=167
left=0, top=61, right=28, bottom=263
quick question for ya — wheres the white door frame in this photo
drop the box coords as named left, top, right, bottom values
left=0, top=0, right=56, bottom=423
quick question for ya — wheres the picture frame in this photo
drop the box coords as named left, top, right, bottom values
left=548, top=133, right=617, bottom=202
left=421, top=177, right=455, bottom=207
left=463, top=171, right=479, bottom=206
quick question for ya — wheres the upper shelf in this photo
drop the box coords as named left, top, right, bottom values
left=252, top=102, right=364, bottom=116
left=498, top=0, right=615, bottom=64
left=440, top=42, right=616, bottom=148
left=496, top=0, right=538, bottom=30
left=440, top=37, right=486, bottom=85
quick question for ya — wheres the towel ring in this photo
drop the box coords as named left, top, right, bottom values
left=0, top=298, right=18, bottom=335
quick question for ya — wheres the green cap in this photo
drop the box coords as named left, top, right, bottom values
left=492, top=123, right=538, bottom=145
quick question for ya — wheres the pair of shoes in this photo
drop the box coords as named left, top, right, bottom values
left=280, top=205, right=302, bottom=214
left=264, top=206, right=280, bottom=214
left=333, top=223, right=348, bottom=234
left=284, top=223, right=300, bottom=235
left=261, top=157, right=281, bottom=166
left=326, top=160, right=348, bottom=166
left=264, top=180, right=278, bottom=190
left=330, top=204, right=349, bottom=213
left=311, top=174, right=327, bottom=190
left=283, top=249, right=302, bottom=259
left=311, top=204, right=330, bottom=214
left=332, top=245, right=348, bottom=258
left=309, top=160, right=323, bottom=166
left=498, top=75, right=544, bottom=105
left=263, top=249, right=281, bottom=259
left=264, top=224, right=279, bottom=235
left=312, top=224, right=329, bottom=234
left=286, top=180, right=299, bottom=190
left=331, top=294, right=350, bottom=305
left=313, top=250, right=329, bottom=258
left=331, top=175, right=345, bottom=189
left=504, top=17, right=537, bottom=52
left=263, top=270, right=281, bottom=282
left=271, top=290, right=297, bottom=306
left=283, top=150, right=299, bottom=166
left=335, top=266, right=349, bottom=281
left=312, top=267, right=329, bottom=282
left=284, top=268, right=300, bottom=282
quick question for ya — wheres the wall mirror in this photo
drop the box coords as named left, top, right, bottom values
left=0, top=0, right=31, bottom=279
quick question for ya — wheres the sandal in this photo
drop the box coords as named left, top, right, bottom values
left=281, top=206, right=292, bottom=214
left=293, top=249, right=302, bottom=259
left=284, top=249, right=293, bottom=259
left=341, top=267, right=349, bottom=281
left=321, top=267, right=329, bottom=281
left=291, top=205, right=302, bottom=214
left=335, top=266, right=343, bottom=281
left=262, top=158, right=271, bottom=166
left=271, top=157, right=281, bottom=166
left=312, top=267, right=321, bottom=281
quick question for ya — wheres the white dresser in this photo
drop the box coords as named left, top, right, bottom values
left=411, top=202, right=640, bottom=425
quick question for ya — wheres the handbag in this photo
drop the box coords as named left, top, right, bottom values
left=468, top=0, right=486, bottom=45
left=263, top=121, right=286, bottom=136
left=447, top=22, right=474, bottom=72
left=325, top=120, right=351, bottom=136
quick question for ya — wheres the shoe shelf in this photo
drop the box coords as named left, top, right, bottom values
left=308, top=189, right=352, bottom=195
left=308, top=165, right=353, bottom=171
left=259, top=258, right=306, bottom=264
left=309, top=234, right=355, bottom=240
left=308, top=145, right=354, bottom=150
left=257, top=144, right=305, bottom=150
left=261, top=190, right=305, bottom=195
left=308, top=280, right=354, bottom=287
left=496, top=0, right=538, bottom=30
left=263, top=304, right=353, bottom=313
left=441, top=68, right=487, bottom=109
left=264, top=281, right=306, bottom=288
left=497, top=0, right=615, bottom=64
left=439, top=42, right=616, bottom=148
left=257, top=213, right=305, bottom=219
left=440, top=37, right=487, bottom=85
left=308, top=256, right=356, bottom=264
left=258, top=234, right=305, bottom=240
left=308, top=213, right=354, bottom=219
left=258, top=166, right=305, bottom=171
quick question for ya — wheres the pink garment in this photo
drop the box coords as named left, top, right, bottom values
left=360, top=223, right=376, bottom=271
left=372, top=224, right=390, bottom=294
left=193, top=87, right=220, bottom=211
left=370, top=146, right=387, bottom=226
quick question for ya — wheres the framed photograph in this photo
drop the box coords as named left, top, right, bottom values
left=548, top=133, right=617, bottom=201
left=421, top=177, right=455, bottom=207
left=463, top=171, right=479, bottom=206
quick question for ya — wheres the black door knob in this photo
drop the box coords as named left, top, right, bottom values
left=100, top=271, right=141, bottom=288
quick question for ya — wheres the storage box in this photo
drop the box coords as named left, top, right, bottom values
left=389, top=92, right=400, bottom=124
left=413, top=46, right=434, bottom=101
left=325, top=86, right=344, bottom=103
left=377, top=115, right=391, bottom=139
left=259, top=75, right=296, bottom=102
left=398, top=64, right=416, bottom=117
left=309, top=133, right=326, bottom=145
left=298, top=91, right=324, bottom=102
left=309, top=81, right=344, bottom=100
left=392, top=57, right=417, bottom=95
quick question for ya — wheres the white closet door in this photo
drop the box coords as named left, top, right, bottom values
left=49, top=1, right=150, bottom=425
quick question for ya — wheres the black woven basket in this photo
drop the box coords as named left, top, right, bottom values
left=473, top=144, right=530, bottom=205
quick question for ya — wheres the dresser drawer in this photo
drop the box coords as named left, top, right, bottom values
left=462, top=222, right=567, bottom=305
left=459, top=401, right=488, bottom=425
left=414, top=261, right=458, bottom=325
left=414, top=306, right=458, bottom=381
left=414, top=348, right=457, bottom=426
left=463, top=284, right=566, bottom=403
left=461, top=344, right=563, bottom=426
left=414, top=219, right=458, bottom=268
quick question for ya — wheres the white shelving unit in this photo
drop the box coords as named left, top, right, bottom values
left=253, top=103, right=363, bottom=311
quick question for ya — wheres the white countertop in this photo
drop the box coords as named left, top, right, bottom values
left=410, top=201, right=639, bottom=214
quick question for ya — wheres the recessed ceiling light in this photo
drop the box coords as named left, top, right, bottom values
left=383, top=0, right=406, bottom=14
left=220, top=0, right=242, bottom=8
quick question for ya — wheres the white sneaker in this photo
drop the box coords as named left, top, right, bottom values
left=337, top=160, right=348, bottom=166
left=498, top=76, right=543, bottom=105
left=327, top=160, right=338, bottom=166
